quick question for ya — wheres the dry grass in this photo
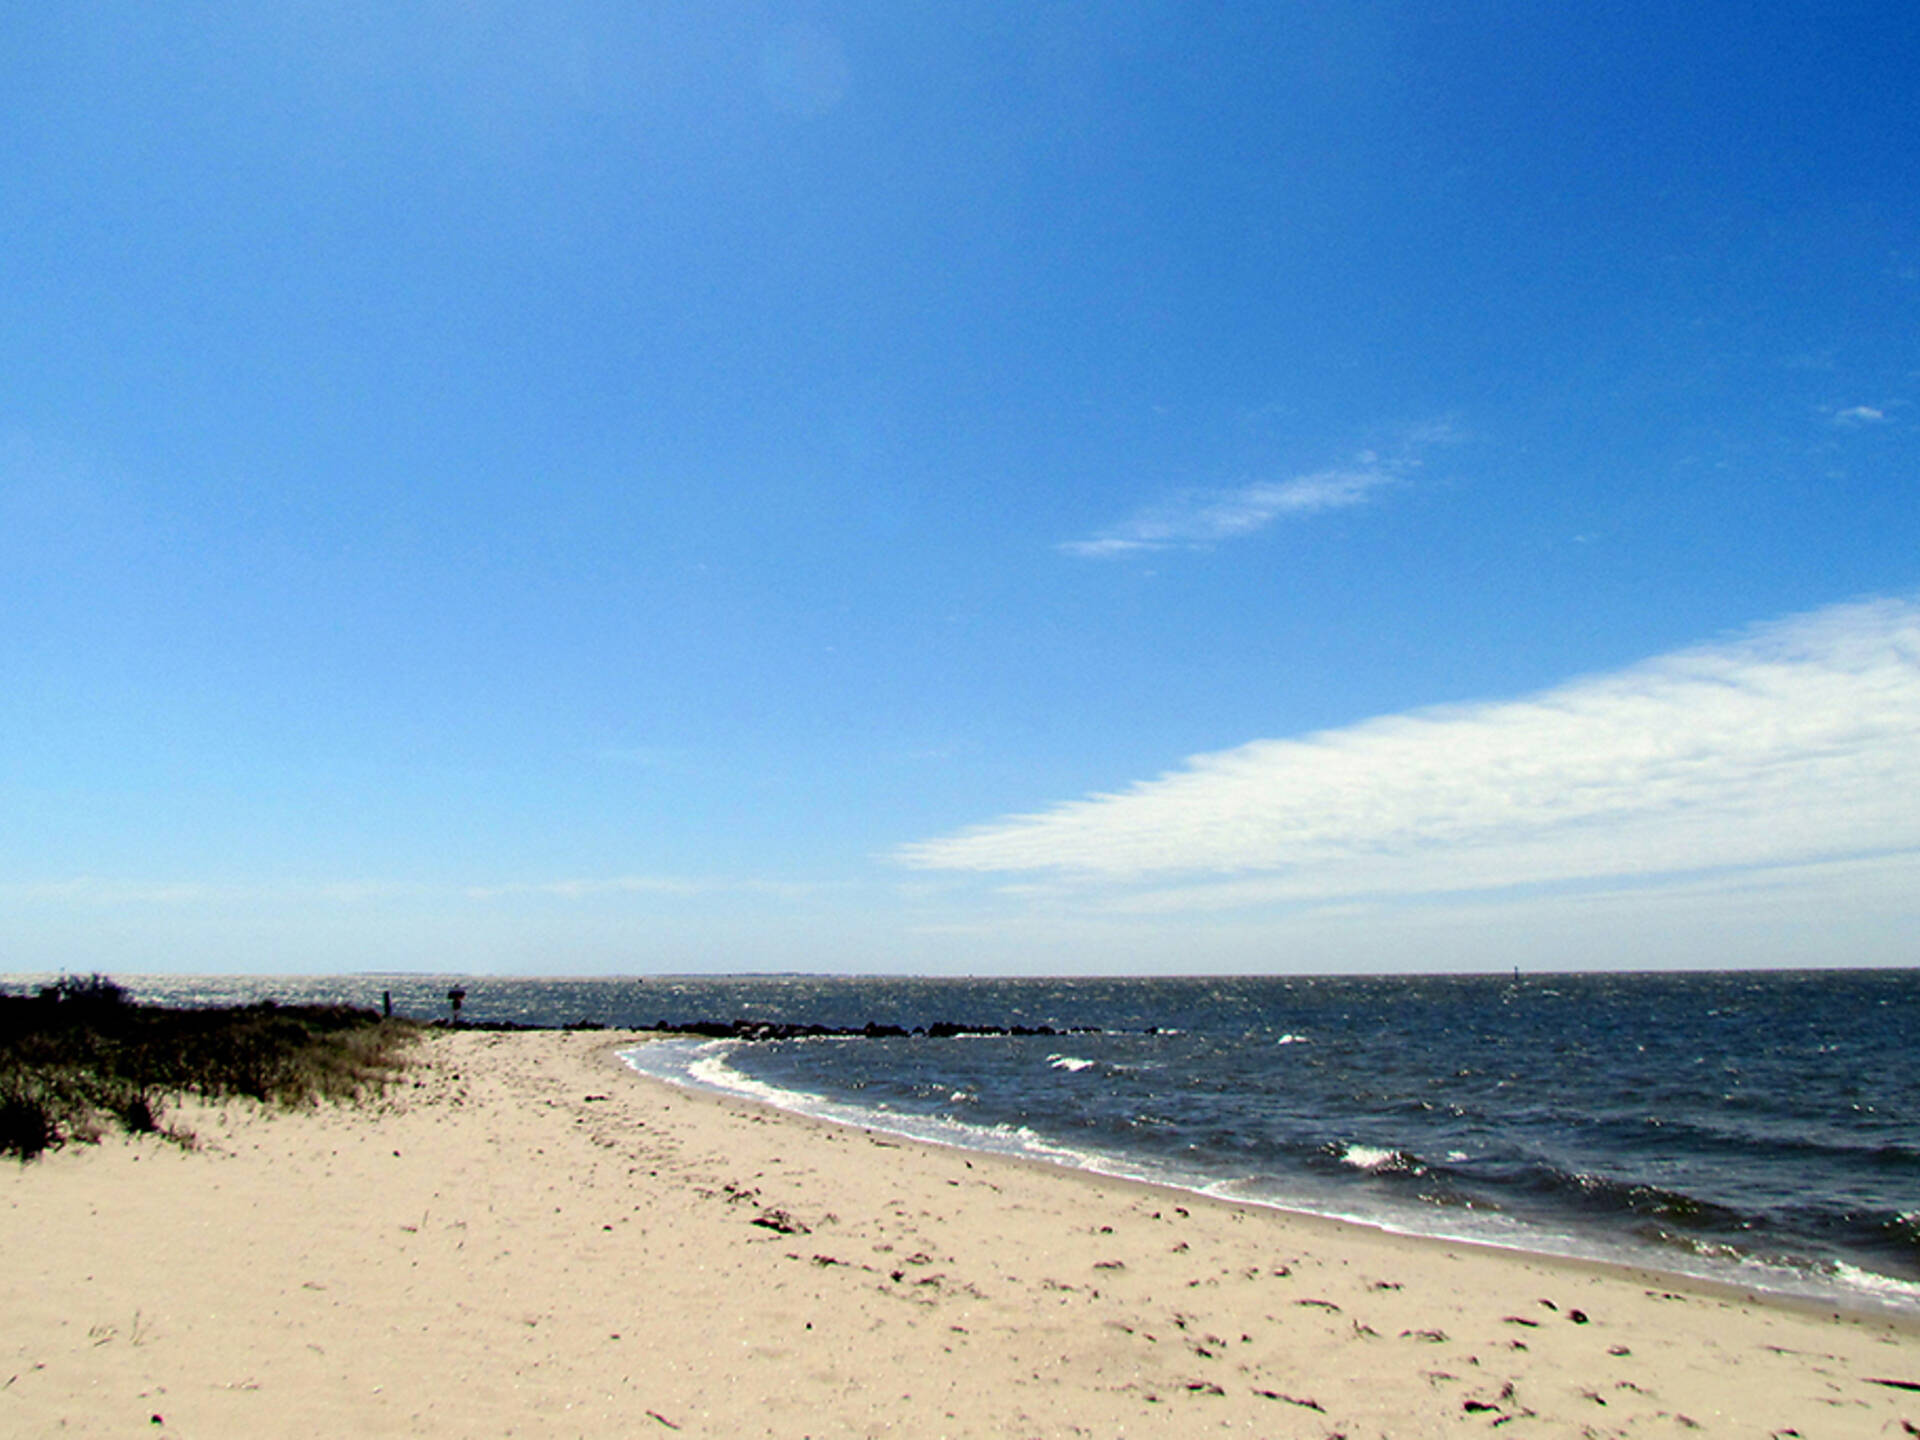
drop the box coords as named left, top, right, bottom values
left=0, top=975, right=418, bottom=1160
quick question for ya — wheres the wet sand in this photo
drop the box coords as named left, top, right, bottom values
left=5, top=1028, right=1916, bottom=1437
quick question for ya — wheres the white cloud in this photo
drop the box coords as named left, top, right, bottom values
left=896, top=596, right=1920, bottom=914
left=1831, top=405, right=1888, bottom=426
left=1058, top=466, right=1393, bottom=558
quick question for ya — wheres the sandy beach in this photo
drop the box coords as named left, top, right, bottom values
left=5, top=1029, right=1916, bottom=1438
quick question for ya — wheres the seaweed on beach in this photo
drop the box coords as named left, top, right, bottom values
left=0, top=974, right=416, bottom=1161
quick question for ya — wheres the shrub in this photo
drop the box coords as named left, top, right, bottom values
left=0, top=979, right=417, bottom=1161
left=0, top=1088, right=55, bottom=1161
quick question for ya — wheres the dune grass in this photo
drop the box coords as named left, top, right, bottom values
left=0, top=975, right=417, bottom=1160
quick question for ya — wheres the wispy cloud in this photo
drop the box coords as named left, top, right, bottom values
left=1059, top=430, right=1449, bottom=559
left=1830, top=404, right=1889, bottom=427
left=1058, top=468, right=1391, bottom=558
left=0, top=878, right=259, bottom=907
left=896, top=596, right=1920, bottom=912
left=2, top=874, right=820, bottom=907
left=462, top=874, right=823, bottom=902
left=462, top=875, right=706, bottom=901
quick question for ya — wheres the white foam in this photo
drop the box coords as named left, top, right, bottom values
left=1276, top=1033, right=1310, bottom=1045
left=622, top=1040, right=1118, bottom=1175
left=1826, top=1262, right=1920, bottom=1303
left=1341, top=1144, right=1399, bottom=1172
left=681, top=1043, right=833, bottom=1111
left=1048, top=1054, right=1095, bottom=1072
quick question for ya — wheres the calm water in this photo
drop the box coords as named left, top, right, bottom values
left=19, top=969, right=1918, bottom=1317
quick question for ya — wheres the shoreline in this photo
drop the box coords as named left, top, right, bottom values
left=622, top=1033, right=1920, bottom=1328
left=6, top=1027, right=1917, bottom=1437
left=618, top=1037, right=1920, bottom=1335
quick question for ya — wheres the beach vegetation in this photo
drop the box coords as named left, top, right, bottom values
left=0, top=975, right=416, bottom=1160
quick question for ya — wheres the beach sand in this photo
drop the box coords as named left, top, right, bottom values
left=5, top=1029, right=1916, bottom=1438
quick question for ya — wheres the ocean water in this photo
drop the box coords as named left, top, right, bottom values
left=25, top=968, right=1919, bottom=1318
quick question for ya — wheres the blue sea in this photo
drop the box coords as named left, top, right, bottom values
left=28, top=969, right=1920, bottom=1319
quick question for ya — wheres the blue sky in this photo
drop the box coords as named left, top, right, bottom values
left=4, top=3, right=1917, bottom=975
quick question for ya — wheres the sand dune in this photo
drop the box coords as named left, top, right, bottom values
left=5, top=1029, right=1916, bottom=1437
